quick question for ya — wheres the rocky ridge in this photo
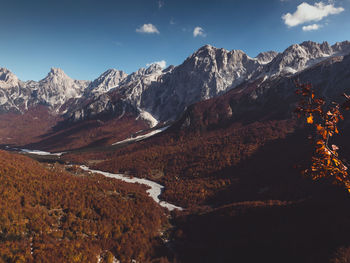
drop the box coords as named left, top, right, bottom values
left=1, top=40, right=350, bottom=126
left=0, top=67, right=90, bottom=113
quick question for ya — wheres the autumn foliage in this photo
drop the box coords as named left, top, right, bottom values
left=65, top=120, right=296, bottom=207
left=0, top=150, right=169, bottom=262
left=295, top=82, right=350, bottom=191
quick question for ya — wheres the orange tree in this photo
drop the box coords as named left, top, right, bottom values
left=295, top=82, right=350, bottom=191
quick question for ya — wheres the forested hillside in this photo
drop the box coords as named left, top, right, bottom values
left=0, top=150, right=170, bottom=262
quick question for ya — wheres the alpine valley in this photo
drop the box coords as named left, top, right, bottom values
left=2, top=40, right=350, bottom=262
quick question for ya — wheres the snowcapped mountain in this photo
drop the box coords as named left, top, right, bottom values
left=172, top=48, right=350, bottom=134
left=255, top=51, right=279, bottom=64
left=0, top=67, right=89, bottom=113
left=66, top=45, right=269, bottom=123
left=83, top=69, right=127, bottom=98
left=34, top=68, right=90, bottom=112
left=1, top=40, right=350, bottom=128
left=0, top=68, right=24, bottom=112
left=66, top=40, right=350, bottom=124
left=0, top=68, right=20, bottom=88
left=67, top=63, right=165, bottom=127
left=258, top=41, right=348, bottom=76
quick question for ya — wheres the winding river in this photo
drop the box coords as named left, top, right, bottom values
left=15, top=148, right=183, bottom=211
left=80, top=165, right=183, bottom=211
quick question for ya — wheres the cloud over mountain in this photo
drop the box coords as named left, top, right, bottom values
left=136, top=24, right=160, bottom=34
left=302, top=23, right=321, bottom=31
left=146, top=60, right=166, bottom=68
left=282, top=2, right=344, bottom=27
left=193, top=27, right=206, bottom=37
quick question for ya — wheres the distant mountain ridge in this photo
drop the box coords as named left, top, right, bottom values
left=0, top=40, right=349, bottom=127
left=66, top=40, right=350, bottom=124
left=0, top=67, right=90, bottom=114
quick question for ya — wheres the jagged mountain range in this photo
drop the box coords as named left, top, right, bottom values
left=0, top=67, right=90, bottom=113
left=172, top=51, right=350, bottom=134
left=0, top=40, right=350, bottom=128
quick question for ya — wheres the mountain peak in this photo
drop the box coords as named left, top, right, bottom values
left=256, top=51, right=279, bottom=64
left=200, top=44, right=214, bottom=50
left=46, top=68, right=71, bottom=81
left=0, top=67, right=13, bottom=79
left=84, top=68, right=128, bottom=97
left=0, top=67, right=19, bottom=87
left=331, top=41, right=350, bottom=53
left=104, top=68, right=122, bottom=74
left=145, top=63, right=163, bottom=74
left=190, top=45, right=250, bottom=63
left=285, top=43, right=301, bottom=51
left=300, top=41, right=333, bottom=56
left=300, top=40, right=318, bottom=47
left=100, top=68, right=127, bottom=78
left=320, top=41, right=332, bottom=53
left=194, top=44, right=220, bottom=56
left=49, top=67, right=65, bottom=75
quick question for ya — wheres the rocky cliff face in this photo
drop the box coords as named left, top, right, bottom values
left=172, top=51, right=350, bottom=133
left=258, top=41, right=348, bottom=76
left=83, top=69, right=128, bottom=98
left=67, top=40, right=350, bottom=124
left=1, top=40, right=350, bottom=128
left=136, top=45, right=264, bottom=121
left=0, top=67, right=89, bottom=113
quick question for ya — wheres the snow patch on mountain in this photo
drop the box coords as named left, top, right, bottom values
left=84, top=69, right=127, bottom=98
left=255, top=51, right=279, bottom=64
left=112, top=126, right=168, bottom=145
left=61, top=40, right=350, bottom=125
left=263, top=41, right=350, bottom=77
left=0, top=67, right=89, bottom=113
left=137, top=110, right=158, bottom=128
left=36, top=68, right=89, bottom=110
left=0, top=68, right=20, bottom=88
left=1, top=40, right=350, bottom=127
left=20, top=149, right=65, bottom=156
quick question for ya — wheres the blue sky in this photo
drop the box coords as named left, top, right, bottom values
left=0, top=0, right=349, bottom=81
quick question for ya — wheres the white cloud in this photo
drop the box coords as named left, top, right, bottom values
left=170, top=18, right=175, bottom=25
left=302, top=23, right=322, bottom=31
left=193, top=27, right=206, bottom=37
left=146, top=60, right=167, bottom=69
left=136, top=24, right=160, bottom=34
left=158, top=0, right=164, bottom=8
left=282, top=2, right=344, bottom=27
